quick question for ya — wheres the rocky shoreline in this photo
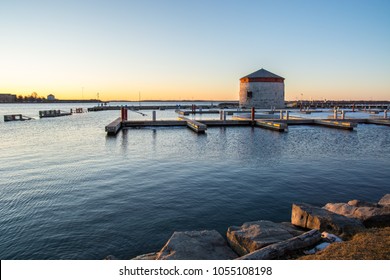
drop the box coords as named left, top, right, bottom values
left=108, top=194, right=390, bottom=260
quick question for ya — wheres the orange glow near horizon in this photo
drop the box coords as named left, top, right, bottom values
left=3, top=81, right=389, bottom=102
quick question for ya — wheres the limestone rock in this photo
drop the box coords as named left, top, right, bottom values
left=291, top=203, right=364, bottom=239
left=131, top=252, right=158, bottom=260
left=378, top=194, right=390, bottom=206
left=347, top=199, right=378, bottom=208
left=227, top=220, right=305, bottom=256
left=156, top=230, right=238, bottom=260
left=238, top=229, right=322, bottom=260
left=324, top=201, right=390, bottom=228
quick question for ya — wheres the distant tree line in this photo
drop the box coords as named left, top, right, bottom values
left=16, top=92, right=47, bottom=102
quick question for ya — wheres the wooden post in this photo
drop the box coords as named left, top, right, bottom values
left=251, top=107, right=255, bottom=121
left=280, top=110, right=283, bottom=120
left=334, top=108, right=337, bottom=119
left=152, top=111, right=156, bottom=121
left=341, top=110, right=345, bottom=120
left=220, top=110, right=223, bottom=120
left=286, top=110, right=289, bottom=120
left=223, top=111, right=227, bottom=121
left=384, top=110, right=388, bottom=119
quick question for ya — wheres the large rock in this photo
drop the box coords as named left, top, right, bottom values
left=238, top=229, right=322, bottom=260
left=378, top=194, right=390, bottom=207
left=291, top=203, right=364, bottom=239
left=324, top=201, right=390, bottom=228
left=347, top=199, right=378, bottom=208
left=156, top=230, right=238, bottom=260
left=227, top=220, right=305, bottom=256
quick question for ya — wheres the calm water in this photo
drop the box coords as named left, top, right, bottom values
left=0, top=103, right=389, bottom=259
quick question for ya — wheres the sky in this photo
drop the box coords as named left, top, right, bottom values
left=1, top=0, right=389, bottom=101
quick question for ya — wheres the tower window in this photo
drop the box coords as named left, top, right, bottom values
left=247, top=91, right=253, bottom=98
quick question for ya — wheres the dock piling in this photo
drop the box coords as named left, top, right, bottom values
left=251, top=107, right=255, bottom=122
left=121, top=107, right=128, bottom=120
left=385, top=110, right=388, bottom=119
left=152, top=111, right=156, bottom=121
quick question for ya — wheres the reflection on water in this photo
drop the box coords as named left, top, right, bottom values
left=0, top=104, right=389, bottom=259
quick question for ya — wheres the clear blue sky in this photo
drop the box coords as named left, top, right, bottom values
left=1, top=0, right=389, bottom=100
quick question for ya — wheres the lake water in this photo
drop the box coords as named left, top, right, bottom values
left=0, top=103, right=389, bottom=259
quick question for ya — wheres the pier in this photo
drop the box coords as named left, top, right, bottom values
left=104, top=107, right=390, bottom=136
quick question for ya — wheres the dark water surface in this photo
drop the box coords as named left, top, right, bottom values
left=0, top=103, right=389, bottom=259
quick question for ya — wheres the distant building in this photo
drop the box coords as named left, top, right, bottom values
left=239, top=68, right=285, bottom=109
left=47, top=94, right=56, bottom=101
left=0, top=93, right=17, bottom=103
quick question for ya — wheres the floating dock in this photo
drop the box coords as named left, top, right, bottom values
left=104, top=108, right=390, bottom=136
left=39, top=110, right=72, bottom=118
left=313, top=119, right=357, bottom=130
left=256, top=120, right=288, bottom=132
left=4, top=114, right=34, bottom=122
left=105, top=117, right=122, bottom=135
left=179, top=117, right=207, bottom=133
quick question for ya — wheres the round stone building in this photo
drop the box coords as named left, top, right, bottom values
left=239, top=68, right=285, bottom=109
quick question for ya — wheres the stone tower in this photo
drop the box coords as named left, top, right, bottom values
left=239, top=68, right=285, bottom=109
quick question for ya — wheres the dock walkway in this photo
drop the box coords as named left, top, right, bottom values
left=104, top=108, right=390, bottom=136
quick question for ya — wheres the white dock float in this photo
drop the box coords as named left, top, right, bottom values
left=105, top=117, right=122, bottom=135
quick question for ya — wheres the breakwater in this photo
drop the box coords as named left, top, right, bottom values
left=126, top=194, right=390, bottom=260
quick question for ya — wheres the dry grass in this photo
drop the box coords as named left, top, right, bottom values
left=299, top=227, right=390, bottom=260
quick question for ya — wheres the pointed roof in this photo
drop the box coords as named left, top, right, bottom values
left=241, top=68, right=284, bottom=79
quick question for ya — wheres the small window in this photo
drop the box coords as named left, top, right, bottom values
left=247, top=91, right=253, bottom=98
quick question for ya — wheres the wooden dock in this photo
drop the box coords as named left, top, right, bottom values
left=39, top=110, right=72, bottom=118
left=4, top=114, right=34, bottom=122
left=366, top=118, right=390, bottom=126
left=180, top=117, right=207, bottom=133
left=256, top=120, right=288, bottom=132
left=105, top=108, right=389, bottom=135
left=105, top=117, right=122, bottom=135
left=313, top=119, right=357, bottom=130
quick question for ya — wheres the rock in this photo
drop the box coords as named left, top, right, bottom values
left=347, top=199, right=378, bottom=208
left=227, top=220, right=305, bottom=256
left=156, top=230, right=238, bottom=260
left=324, top=202, right=390, bottom=228
left=291, top=203, right=364, bottom=239
left=238, top=229, right=322, bottom=260
left=378, top=194, right=390, bottom=206
left=131, top=252, right=158, bottom=260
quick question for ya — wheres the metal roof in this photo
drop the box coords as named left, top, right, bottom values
left=241, top=68, right=284, bottom=79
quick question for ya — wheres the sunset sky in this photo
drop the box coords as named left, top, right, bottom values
left=1, top=0, right=389, bottom=101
